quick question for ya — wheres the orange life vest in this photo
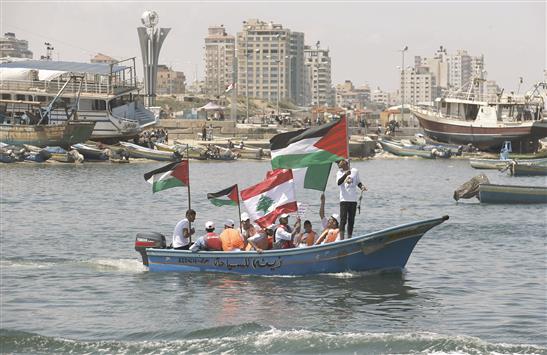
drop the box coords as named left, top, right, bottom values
left=325, top=228, right=339, bottom=243
left=204, top=232, right=222, bottom=251
left=219, top=228, right=245, bottom=251
left=302, top=231, right=317, bottom=246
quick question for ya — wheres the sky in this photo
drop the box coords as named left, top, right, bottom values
left=1, top=1, right=545, bottom=92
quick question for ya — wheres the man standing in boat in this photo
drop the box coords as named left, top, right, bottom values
left=172, top=209, right=196, bottom=250
left=336, top=159, right=367, bottom=239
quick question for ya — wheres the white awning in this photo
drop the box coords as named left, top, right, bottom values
left=0, top=67, right=67, bottom=81
left=198, top=102, right=224, bottom=111
left=37, top=70, right=67, bottom=81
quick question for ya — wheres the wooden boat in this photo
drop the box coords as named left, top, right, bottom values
left=379, top=140, right=434, bottom=159
left=155, top=142, right=207, bottom=160
left=119, top=141, right=178, bottom=161
left=509, top=160, right=547, bottom=176
left=232, top=146, right=268, bottom=160
left=478, top=184, right=547, bottom=204
left=469, top=157, right=547, bottom=170
left=71, top=143, right=108, bottom=161
left=134, top=216, right=449, bottom=275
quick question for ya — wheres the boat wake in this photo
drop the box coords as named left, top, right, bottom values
left=1, top=326, right=544, bottom=354
left=1, top=257, right=146, bottom=273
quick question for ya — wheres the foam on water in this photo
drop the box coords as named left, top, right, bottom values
left=81, top=258, right=148, bottom=273
left=1, top=327, right=545, bottom=355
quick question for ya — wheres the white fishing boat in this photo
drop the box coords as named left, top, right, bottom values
left=0, top=58, right=157, bottom=142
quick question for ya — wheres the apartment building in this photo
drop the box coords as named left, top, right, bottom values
left=401, top=66, right=436, bottom=104
left=204, top=25, right=235, bottom=97
left=157, top=65, right=186, bottom=95
left=304, top=44, right=334, bottom=106
left=0, top=32, right=33, bottom=59
left=90, top=53, right=117, bottom=65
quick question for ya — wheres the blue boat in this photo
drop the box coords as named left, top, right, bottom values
left=135, top=216, right=448, bottom=275
left=479, top=184, right=547, bottom=204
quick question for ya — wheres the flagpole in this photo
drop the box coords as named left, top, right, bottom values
left=186, top=144, right=192, bottom=243
left=236, top=184, right=243, bottom=234
left=344, top=114, right=350, bottom=161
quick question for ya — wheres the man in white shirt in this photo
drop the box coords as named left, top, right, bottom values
left=172, top=209, right=196, bottom=250
left=273, top=213, right=301, bottom=249
left=336, top=160, right=367, bottom=239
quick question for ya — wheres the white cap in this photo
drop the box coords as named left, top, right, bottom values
left=279, top=213, right=290, bottom=219
left=224, top=219, right=235, bottom=227
left=330, top=214, right=339, bottom=223
left=205, top=221, right=214, bottom=229
left=266, top=224, right=276, bottom=230
left=240, top=212, right=250, bottom=221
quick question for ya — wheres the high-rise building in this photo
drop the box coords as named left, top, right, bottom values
left=204, top=25, right=235, bottom=97
left=236, top=19, right=305, bottom=107
left=0, top=32, right=33, bottom=59
left=371, top=87, right=390, bottom=106
left=304, top=44, right=334, bottom=107
left=157, top=64, right=186, bottom=94
left=401, top=66, right=436, bottom=104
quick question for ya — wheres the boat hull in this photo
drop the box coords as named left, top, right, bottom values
left=0, top=121, right=96, bottom=148
left=479, top=184, right=547, bottom=204
left=120, top=141, right=177, bottom=161
left=413, top=109, right=535, bottom=151
left=379, top=140, right=433, bottom=158
left=510, top=162, right=547, bottom=176
left=142, top=216, right=448, bottom=275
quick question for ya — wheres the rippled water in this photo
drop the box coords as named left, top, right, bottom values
left=1, top=158, right=546, bottom=354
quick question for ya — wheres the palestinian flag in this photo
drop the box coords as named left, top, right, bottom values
left=241, top=169, right=297, bottom=227
left=270, top=116, right=348, bottom=170
left=207, top=184, right=239, bottom=207
left=292, top=163, right=332, bottom=191
left=143, top=161, right=189, bottom=193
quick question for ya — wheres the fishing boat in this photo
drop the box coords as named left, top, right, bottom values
left=508, top=160, right=547, bottom=176
left=0, top=75, right=96, bottom=148
left=379, top=139, right=434, bottom=159
left=469, top=157, right=547, bottom=170
left=0, top=58, right=157, bottom=142
left=410, top=82, right=546, bottom=152
left=478, top=184, right=547, bottom=204
left=119, top=141, right=179, bottom=161
left=155, top=142, right=207, bottom=160
left=71, top=143, right=109, bottom=161
left=134, top=216, right=449, bottom=275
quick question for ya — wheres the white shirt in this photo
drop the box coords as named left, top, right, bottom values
left=337, top=168, right=362, bottom=202
left=275, top=225, right=292, bottom=241
left=172, top=218, right=190, bottom=248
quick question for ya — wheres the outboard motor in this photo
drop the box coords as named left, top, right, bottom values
left=135, top=232, right=166, bottom=266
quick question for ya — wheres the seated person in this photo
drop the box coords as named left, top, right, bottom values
left=190, top=221, right=222, bottom=252
left=273, top=213, right=301, bottom=249
left=219, top=219, right=245, bottom=251
left=294, top=220, right=317, bottom=247
left=246, top=225, right=275, bottom=253
left=240, top=212, right=259, bottom=244
left=172, top=209, right=196, bottom=250
left=314, top=214, right=340, bottom=245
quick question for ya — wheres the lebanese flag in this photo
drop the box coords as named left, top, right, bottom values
left=207, top=184, right=239, bottom=207
left=270, top=116, right=348, bottom=169
left=143, top=161, right=189, bottom=193
left=240, top=169, right=298, bottom=227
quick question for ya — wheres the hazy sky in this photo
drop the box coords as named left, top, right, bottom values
left=2, top=1, right=545, bottom=92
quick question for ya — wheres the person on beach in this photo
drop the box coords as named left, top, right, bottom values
left=172, top=209, right=196, bottom=250
left=294, top=220, right=318, bottom=247
left=336, top=159, right=367, bottom=239
left=219, top=219, right=245, bottom=251
left=201, top=124, right=207, bottom=141
left=273, top=213, right=301, bottom=249
left=190, top=221, right=222, bottom=252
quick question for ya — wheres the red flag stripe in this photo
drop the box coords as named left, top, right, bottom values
left=171, top=160, right=190, bottom=185
left=313, top=116, right=348, bottom=158
left=240, top=169, right=293, bottom=200
left=254, top=201, right=298, bottom=228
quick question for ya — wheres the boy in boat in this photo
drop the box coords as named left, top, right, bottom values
left=190, top=221, right=223, bottom=252
left=219, top=219, right=245, bottom=251
left=240, top=212, right=259, bottom=243
left=273, top=213, right=301, bottom=249
left=172, top=209, right=196, bottom=250
left=314, top=214, right=340, bottom=245
left=246, top=225, right=273, bottom=253
left=294, top=220, right=318, bottom=247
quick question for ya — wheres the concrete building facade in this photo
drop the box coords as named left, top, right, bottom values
left=90, top=53, right=117, bottom=65
left=205, top=25, right=235, bottom=97
left=304, top=44, right=334, bottom=107
left=157, top=64, right=186, bottom=94
left=0, top=32, right=33, bottom=59
left=401, top=66, right=436, bottom=104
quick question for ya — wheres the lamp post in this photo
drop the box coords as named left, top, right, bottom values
left=243, top=21, right=250, bottom=123
left=399, top=45, right=408, bottom=123
left=315, top=41, right=320, bottom=117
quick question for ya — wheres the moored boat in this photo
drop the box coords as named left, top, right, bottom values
left=379, top=139, right=434, bottom=159
left=469, top=157, right=547, bottom=170
left=120, top=141, right=179, bottom=161
left=135, top=216, right=449, bottom=275
left=71, top=143, right=109, bottom=161
left=508, top=160, right=547, bottom=176
left=479, top=184, right=547, bottom=204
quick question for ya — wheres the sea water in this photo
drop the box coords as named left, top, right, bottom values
left=1, top=159, right=545, bottom=354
